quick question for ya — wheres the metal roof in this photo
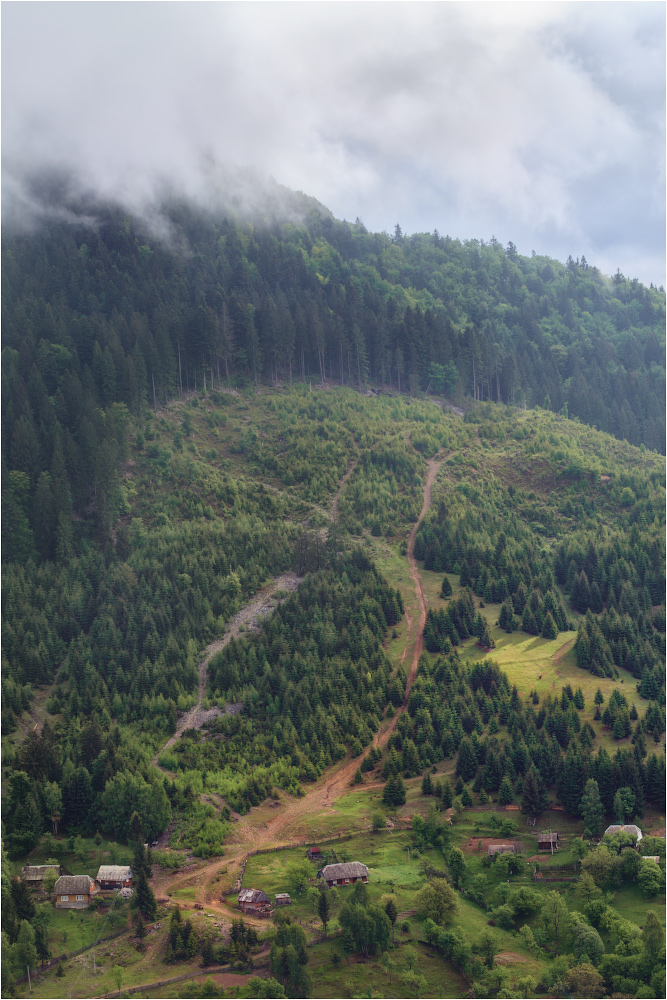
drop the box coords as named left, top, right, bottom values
left=97, top=866, right=133, bottom=880
left=318, top=862, right=369, bottom=880
left=238, top=888, right=270, bottom=903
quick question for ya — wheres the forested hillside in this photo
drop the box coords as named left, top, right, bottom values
left=2, top=184, right=665, bottom=570
left=2, top=186, right=665, bottom=998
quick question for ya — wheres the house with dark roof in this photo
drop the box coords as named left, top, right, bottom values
left=317, top=862, right=369, bottom=887
left=237, top=888, right=272, bottom=915
left=54, top=875, right=96, bottom=909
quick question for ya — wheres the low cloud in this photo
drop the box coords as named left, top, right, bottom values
left=2, top=2, right=664, bottom=284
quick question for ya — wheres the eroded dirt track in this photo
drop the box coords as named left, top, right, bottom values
left=157, top=454, right=445, bottom=905
left=151, top=573, right=301, bottom=767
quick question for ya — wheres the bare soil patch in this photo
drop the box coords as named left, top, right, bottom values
left=495, top=951, right=529, bottom=965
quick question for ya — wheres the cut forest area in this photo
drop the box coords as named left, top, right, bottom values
left=3, top=381, right=665, bottom=1000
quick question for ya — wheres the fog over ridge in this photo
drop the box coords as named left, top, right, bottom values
left=2, top=2, right=664, bottom=284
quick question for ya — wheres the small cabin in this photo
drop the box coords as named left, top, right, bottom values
left=488, top=844, right=516, bottom=857
left=237, top=888, right=272, bottom=916
left=306, top=847, right=322, bottom=861
left=317, top=862, right=369, bottom=887
left=54, top=875, right=96, bottom=909
left=275, top=893, right=291, bottom=906
left=21, top=865, right=61, bottom=889
left=96, top=865, right=133, bottom=892
left=643, top=856, right=661, bottom=864
left=537, top=832, right=559, bottom=852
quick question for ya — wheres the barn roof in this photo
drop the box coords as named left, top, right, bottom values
left=54, top=875, right=95, bottom=894
left=21, top=865, right=61, bottom=881
left=97, top=866, right=132, bottom=880
left=538, top=832, right=559, bottom=842
left=318, top=862, right=369, bottom=880
left=238, top=888, right=270, bottom=904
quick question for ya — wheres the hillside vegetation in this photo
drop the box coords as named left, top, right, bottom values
left=1, top=185, right=665, bottom=998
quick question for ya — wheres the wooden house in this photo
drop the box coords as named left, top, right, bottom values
left=275, top=893, right=291, bottom=906
left=54, top=875, right=96, bottom=909
left=237, top=888, right=272, bottom=916
left=306, top=847, right=322, bottom=861
left=317, top=862, right=368, bottom=887
left=488, top=844, right=516, bottom=857
left=537, top=832, right=559, bottom=852
left=21, top=865, right=61, bottom=889
left=96, top=865, right=133, bottom=892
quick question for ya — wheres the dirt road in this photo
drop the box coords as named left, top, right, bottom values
left=157, top=453, right=445, bottom=906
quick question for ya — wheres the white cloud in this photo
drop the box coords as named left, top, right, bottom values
left=2, top=1, right=664, bottom=284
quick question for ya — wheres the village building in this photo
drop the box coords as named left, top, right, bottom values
left=604, top=824, right=643, bottom=844
left=21, top=865, right=61, bottom=889
left=306, top=847, right=322, bottom=861
left=643, top=856, right=661, bottom=864
left=96, top=865, right=133, bottom=892
left=537, top=832, right=559, bottom=852
left=317, top=862, right=369, bottom=887
left=54, top=875, right=97, bottom=909
left=275, top=893, right=291, bottom=906
left=488, top=844, right=516, bottom=857
left=237, top=888, right=272, bottom=916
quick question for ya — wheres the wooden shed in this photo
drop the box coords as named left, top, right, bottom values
left=306, top=847, right=322, bottom=861
left=275, top=893, right=291, bottom=906
left=21, top=864, right=61, bottom=889
left=537, top=832, right=559, bottom=852
left=237, top=888, right=272, bottom=916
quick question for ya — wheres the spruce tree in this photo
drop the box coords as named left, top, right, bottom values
left=521, top=767, right=548, bottom=815
left=580, top=779, right=605, bottom=836
left=133, top=867, right=157, bottom=921
left=541, top=612, right=557, bottom=640
left=498, top=775, right=514, bottom=806
left=317, top=887, right=331, bottom=936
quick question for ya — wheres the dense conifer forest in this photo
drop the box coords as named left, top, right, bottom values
left=1, top=185, right=664, bottom=998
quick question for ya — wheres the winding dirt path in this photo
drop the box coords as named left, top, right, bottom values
left=156, top=453, right=446, bottom=907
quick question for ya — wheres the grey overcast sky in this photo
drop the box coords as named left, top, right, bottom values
left=2, top=1, right=665, bottom=285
